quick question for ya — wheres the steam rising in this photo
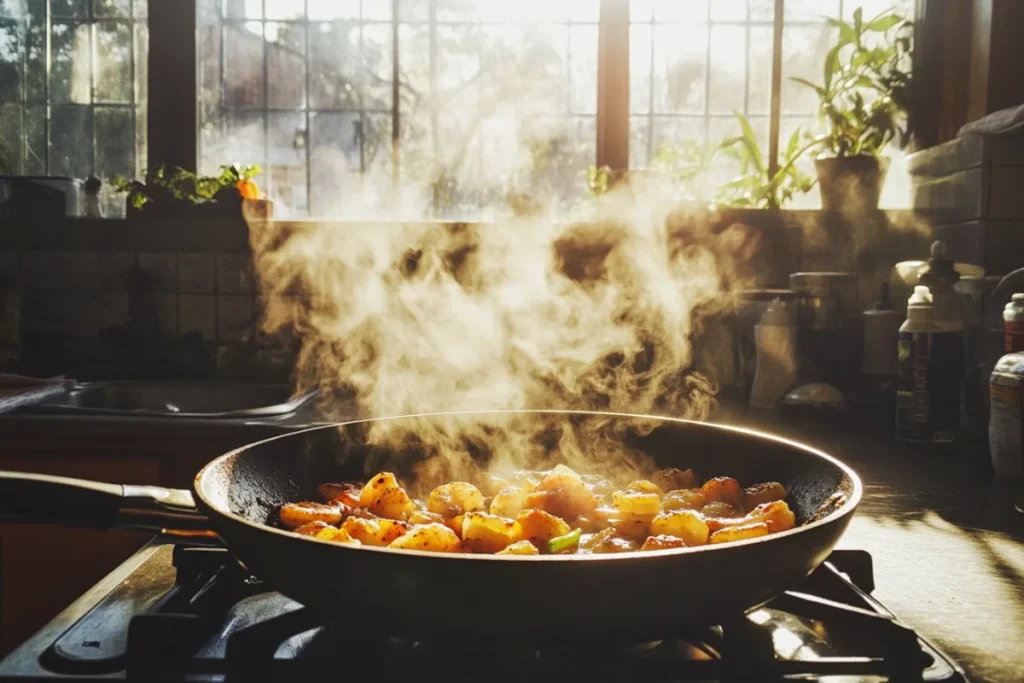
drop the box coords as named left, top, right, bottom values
left=249, top=184, right=749, bottom=487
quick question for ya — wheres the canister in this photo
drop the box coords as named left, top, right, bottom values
left=990, top=352, right=1024, bottom=478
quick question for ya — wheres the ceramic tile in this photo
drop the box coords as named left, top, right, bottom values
left=216, top=294, right=254, bottom=341
left=99, top=293, right=131, bottom=331
left=20, top=251, right=71, bottom=290
left=97, top=252, right=137, bottom=291
left=179, top=294, right=216, bottom=339
left=59, top=293, right=102, bottom=337
left=156, top=293, right=178, bottom=335
left=65, top=252, right=100, bottom=291
left=216, top=253, right=255, bottom=294
left=137, top=252, right=178, bottom=292
left=177, top=253, right=216, bottom=293
left=0, top=251, right=19, bottom=286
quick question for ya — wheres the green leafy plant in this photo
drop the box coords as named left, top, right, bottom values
left=651, top=139, right=721, bottom=202
left=109, top=163, right=262, bottom=211
left=718, top=112, right=818, bottom=210
left=585, top=165, right=611, bottom=196
left=791, top=7, right=913, bottom=157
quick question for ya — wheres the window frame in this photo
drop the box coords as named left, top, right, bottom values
left=146, top=0, right=924, bottom=206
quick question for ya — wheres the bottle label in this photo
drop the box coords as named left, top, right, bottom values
left=896, top=330, right=964, bottom=443
left=989, top=378, right=1023, bottom=477
left=1006, top=320, right=1024, bottom=354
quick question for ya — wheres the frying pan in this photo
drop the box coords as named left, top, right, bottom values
left=0, top=411, right=860, bottom=640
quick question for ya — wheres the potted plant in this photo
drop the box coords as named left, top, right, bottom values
left=792, top=7, right=913, bottom=211
left=110, top=163, right=266, bottom=218
left=717, top=112, right=818, bottom=211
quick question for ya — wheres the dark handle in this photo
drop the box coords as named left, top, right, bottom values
left=0, top=471, right=209, bottom=533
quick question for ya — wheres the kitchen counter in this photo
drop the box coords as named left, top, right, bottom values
left=721, top=411, right=1024, bottom=683
left=1, top=403, right=1022, bottom=679
left=0, top=396, right=349, bottom=440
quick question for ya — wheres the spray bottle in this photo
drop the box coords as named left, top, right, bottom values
left=896, top=285, right=965, bottom=444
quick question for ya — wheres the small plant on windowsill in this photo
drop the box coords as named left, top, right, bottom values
left=109, top=163, right=265, bottom=218
left=716, top=112, right=818, bottom=211
left=791, top=7, right=913, bottom=211
left=648, top=112, right=816, bottom=211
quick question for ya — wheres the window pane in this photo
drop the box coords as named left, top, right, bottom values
left=710, top=0, right=746, bottom=22
left=95, top=21, right=133, bottom=103
left=652, top=116, right=704, bottom=153
left=780, top=23, right=836, bottom=115
left=652, top=23, right=707, bottom=114
left=266, top=22, right=305, bottom=109
left=93, top=0, right=131, bottom=18
left=50, top=104, right=91, bottom=176
left=785, top=0, right=839, bottom=22
left=747, top=25, right=772, bottom=116
left=50, top=0, right=86, bottom=19
left=0, top=104, right=22, bottom=173
left=630, top=115, right=650, bottom=168
left=223, top=22, right=265, bottom=108
left=94, top=105, right=133, bottom=178
left=569, top=24, right=597, bottom=114
left=199, top=110, right=265, bottom=176
left=50, top=21, right=91, bottom=104
left=654, top=0, right=707, bottom=22
left=707, top=25, right=745, bottom=115
left=0, top=20, right=21, bottom=105
left=0, top=2, right=145, bottom=186
left=749, top=0, right=773, bottom=21
left=199, top=1, right=598, bottom=218
left=631, top=0, right=914, bottom=192
left=629, top=24, right=651, bottom=115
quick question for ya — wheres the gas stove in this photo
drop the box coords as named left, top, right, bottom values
left=0, top=542, right=968, bottom=682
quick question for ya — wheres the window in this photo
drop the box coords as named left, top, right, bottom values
left=1, top=0, right=916, bottom=218
left=0, top=0, right=148, bottom=209
left=629, top=0, right=773, bottom=170
left=197, top=0, right=599, bottom=219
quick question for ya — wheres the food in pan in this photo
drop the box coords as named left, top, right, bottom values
left=277, top=465, right=794, bottom=555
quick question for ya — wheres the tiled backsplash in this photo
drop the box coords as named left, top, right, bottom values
left=0, top=243, right=291, bottom=381
left=0, top=211, right=940, bottom=381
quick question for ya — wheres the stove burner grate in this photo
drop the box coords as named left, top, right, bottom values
left=36, top=546, right=967, bottom=683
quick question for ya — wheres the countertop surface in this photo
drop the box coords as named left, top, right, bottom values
left=722, top=411, right=1024, bottom=683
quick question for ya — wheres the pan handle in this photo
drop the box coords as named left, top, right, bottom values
left=0, top=471, right=209, bottom=533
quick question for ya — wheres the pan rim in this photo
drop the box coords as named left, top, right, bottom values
left=193, top=409, right=862, bottom=562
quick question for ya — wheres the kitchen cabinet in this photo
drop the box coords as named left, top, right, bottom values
left=0, top=423, right=280, bottom=654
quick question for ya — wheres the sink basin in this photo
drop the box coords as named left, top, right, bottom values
left=22, top=381, right=317, bottom=419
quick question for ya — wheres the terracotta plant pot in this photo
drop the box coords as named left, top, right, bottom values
left=814, top=155, right=890, bottom=212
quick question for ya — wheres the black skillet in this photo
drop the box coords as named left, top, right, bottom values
left=0, top=411, right=860, bottom=640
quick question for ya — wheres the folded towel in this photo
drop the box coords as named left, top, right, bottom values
left=958, top=103, right=1024, bottom=137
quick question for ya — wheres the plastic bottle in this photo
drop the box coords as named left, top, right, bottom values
left=990, top=352, right=1024, bottom=477
left=857, top=282, right=903, bottom=412
left=917, top=241, right=960, bottom=325
left=83, top=176, right=103, bottom=218
left=1004, top=293, right=1024, bottom=353
left=750, top=299, right=799, bottom=410
left=896, top=286, right=965, bottom=444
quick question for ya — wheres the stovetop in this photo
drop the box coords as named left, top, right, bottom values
left=0, top=542, right=969, bottom=682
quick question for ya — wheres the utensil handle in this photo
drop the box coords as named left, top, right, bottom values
left=0, top=471, right=209, bottom=533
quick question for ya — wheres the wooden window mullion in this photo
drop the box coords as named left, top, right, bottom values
left=147, top=0, right=197, bottom=173
left=596, top=0, right=629, bottom=173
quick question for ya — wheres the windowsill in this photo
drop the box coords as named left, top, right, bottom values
left=0, top=208, right=928, bottom=255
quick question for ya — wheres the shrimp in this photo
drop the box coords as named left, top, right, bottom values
left=279, top=501, right=346, bottom=529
